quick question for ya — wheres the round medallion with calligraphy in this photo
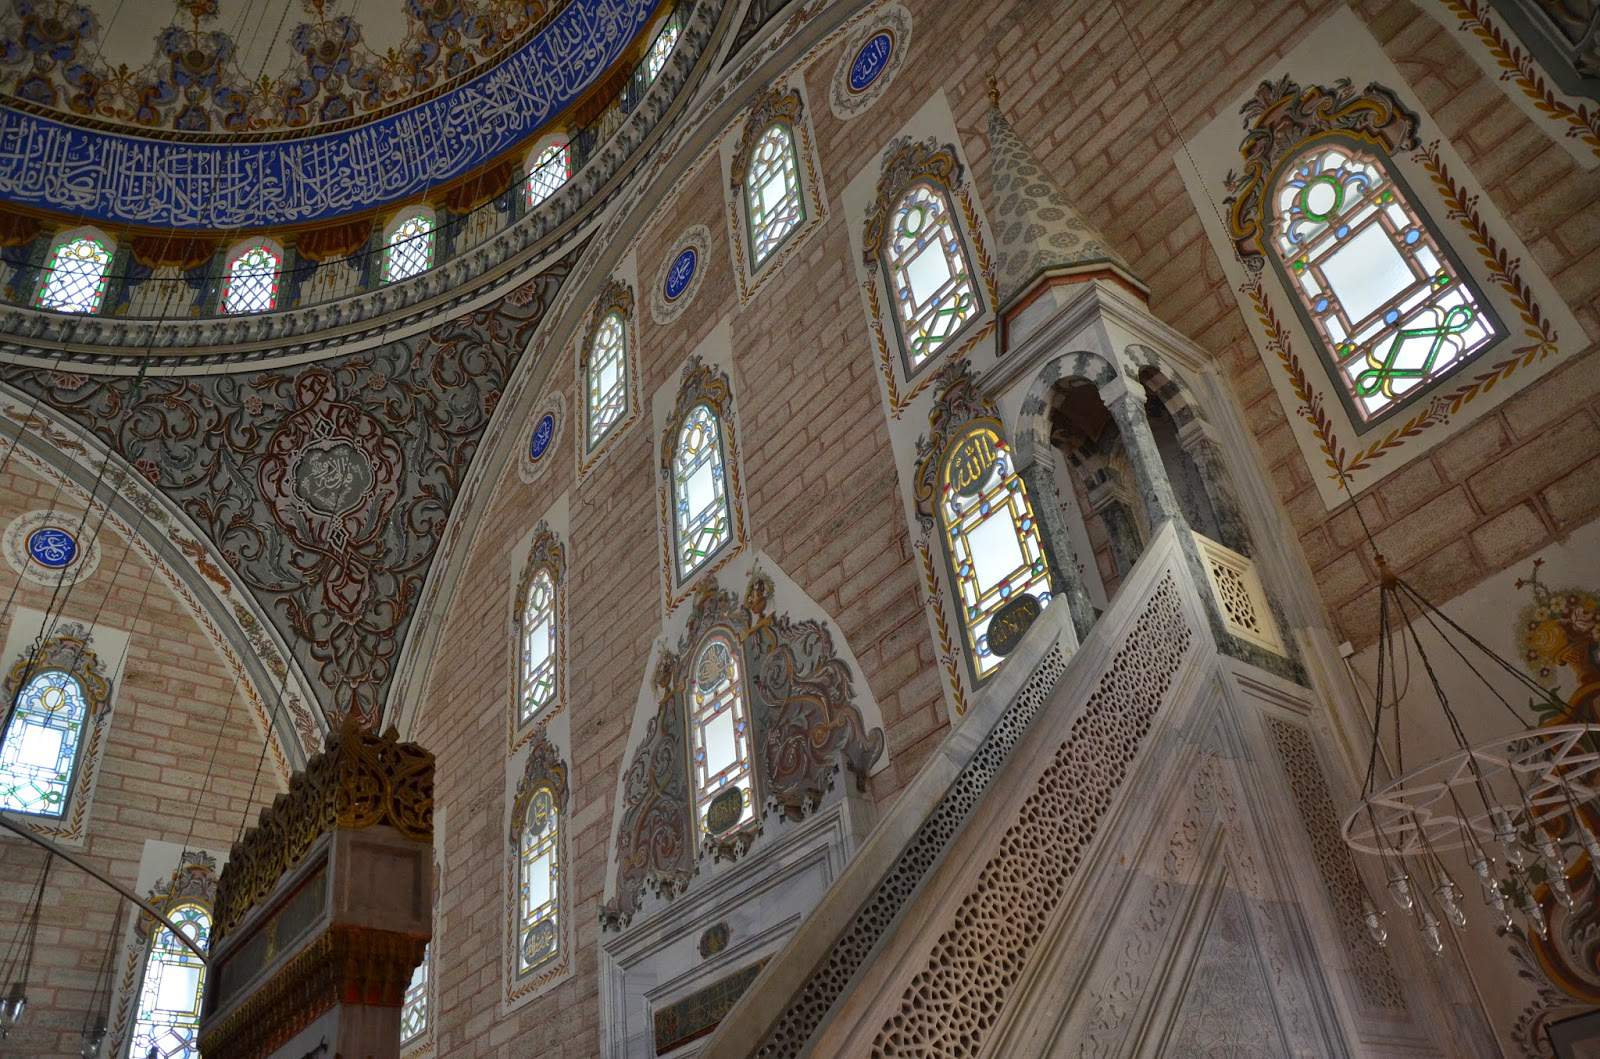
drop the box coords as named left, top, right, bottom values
left=25, top=527, right=77, bottom=570
left=530, top=413, right=557, bottom=461
left=848, top=32, right=894, bottom=93
left=986, top=593, right=1042, bottom=658
left=664, top=248, right=698, bottom=301
left=829, top=6, right=912, bottom=121
left=705, top=785, right=746, bottom=835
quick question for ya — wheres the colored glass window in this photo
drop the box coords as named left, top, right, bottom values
left=526, top=143, right=572, bottom=209
left=745, top=123, right=806, bottom=268
left=520, top=569, right=557, bottom=726
left=130, top=901, right=210, bottom=1059
left=35, top=236, right=112, bottom=314
left=221, top=244, right=281, bottom=314
left=0, top=669, right=90, bottom=817
left=688, top=636, right=753, bottom=834
left=939, top=424, right=1052, bottom=679
left=645, top=19, right=680, bottom=81
left=671, top=403, right=733, bottom=582
left=383, top=212, right=435, bottom=283
left=883, top=183, right=978, bottom=371
left=517, top=787, right=561, bottom=974
left=586, top=312, right=628, bottom=451
left=400, top=945, right=429, bottom=1043
left=1272, top=142, right=1500, bottom=423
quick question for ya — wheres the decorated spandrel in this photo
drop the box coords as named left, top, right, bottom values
left=745, top=123, right=806, bottom=268
left=671, top=403, right=733, bottom=581
left=383, top=212, right=435, bottom=283
left=1272, top=143, right=1499, bottom=423
left=130, top=900, right=210, bottom=1059
left=586, top=312, right=629, bottom=450
left=939, top=424, right=1052, bottom=679
left=884, top=183, right=978, bottom=371
left=520, top=570, right=557, bottom=725
left=0, top=669, right=90, bottom=816
left=400, top=944, right=429, bottom=1043
left=526, top=142, right=572, bottom=209
left=689, top=636, right=754, bottom=834
left=34, top=236, right=112, bottom=314
left=221, top=244, right=282, bottom=314
left=518, top=787, right=560, bottom=974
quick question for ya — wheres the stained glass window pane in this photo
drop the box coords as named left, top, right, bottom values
left=689, top=637, right=753, bottom=834
left=745, top=124, right=805, bottom=268
left=526, top=143, right=572, bottom=209
left=35, top=236, right=112, bottom=314
left=1272, top=143, right=1500, bottom=422
left=645, top=19, right=679, bottom=81
left=0, top=670, right=89, bottom=817
left=383, top=212, right=435, bottom=284
left=586, top=312, right=628, bottom=450
left=939, top=425, right=1052, bottom=679
left=671, top=404, right=732, bottom=581
left=517, top=788, right=560, bottom=974
left=130, top=901, right=210, bottom=1059
left=221, top=244, right=281, bottom=314
left=520, top=570, right=557, bottom=725
left=884, top=183, right=978, bottom=371
left=400, top=945, right=429, bottom=1043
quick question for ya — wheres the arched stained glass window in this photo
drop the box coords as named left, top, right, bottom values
left=688, top=636, right=753, bottom=834
left=400, top=945, right=429, bottom=1044
left=883, top=183, right=979, bottom=372
left=744, top=123, right=806, bottom=268
left=526, top=143, right=571, bottom=208
left=586, top=312, right=629, bottom=451
left=939, top=422, right=1052, bottom=680
left=671, top=404, right=732, bottom=582
left=1271, top=141, right=1500, bottom=424
left=0, top=669, right=90, bottom=817
left=129, top=901, right=210, bottom=1059
left=517, top=787, right=561, bottom=974
left=221, top=243, right=282, bottom=314
left=520, top=569, right=557, bottom=726
left=383, top=211, right=435, bottom=283
left=644, top=19, right=680, bottom=81
left=35, top=235, right=112, bottom=314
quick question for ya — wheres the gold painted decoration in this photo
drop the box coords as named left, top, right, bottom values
left=911, top=359, right=1001, bottom=530
left=861, top=136, right=964, bottom=265
left=580, top=279, right=636, bottom=374
left=729, top=87, right=806, bottom=190
left=212, top=718, right=433, bottom=943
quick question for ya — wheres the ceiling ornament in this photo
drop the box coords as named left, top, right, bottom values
left=2, top=244, right=581, bottom=727
left=0, top=0, right=663, bottom=228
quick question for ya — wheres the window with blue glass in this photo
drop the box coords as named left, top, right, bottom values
left=882, top=183, right=980, bottom=374
left=129, top=901, right=210, bottom=1059
left=938, top=421, right=1051, bottom=680
left=744, top=123, right=806, bottom=268
left=670, top=404, right=733, bottom=583
left=0, top=669, right=91, bottom=817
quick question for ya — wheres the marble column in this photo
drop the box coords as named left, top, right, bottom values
left=1100, top=378, right=1186, bottom=532
left=1017, top=457, right=1097, bottom=643
left=1180, top=423, right=1254, bottom=557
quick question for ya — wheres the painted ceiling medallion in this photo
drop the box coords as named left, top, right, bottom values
left=650, top=224, right=709, bottom=324
left=2, top=509, right=101, bottom=586
left=828, top=5, right=911, bottom=121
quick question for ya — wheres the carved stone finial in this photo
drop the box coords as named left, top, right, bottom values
left=987, top=73, right=1000, bottom=110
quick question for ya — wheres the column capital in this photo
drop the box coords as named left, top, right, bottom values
left=1098, top=373, right=1146, bottom=410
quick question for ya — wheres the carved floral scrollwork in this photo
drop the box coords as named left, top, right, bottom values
left=1223, top=76, right=1420, bottom=269
left=600, top=568, right=885, bottom=929
left=658, top=356, right=735, bottom=471
left=861, top=136, right=964, bottom=265
left=729, top=86, right=805, bottom=188
left=213, top=718, right=433, bottom=943
left=580, top=278, right=636, bottom=374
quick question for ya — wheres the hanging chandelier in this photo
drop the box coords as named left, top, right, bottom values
left=1339, top=553, right=1600, bottom=958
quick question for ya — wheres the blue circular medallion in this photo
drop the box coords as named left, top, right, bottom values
left=529, top=413, right=556, bottom=462
left=26, top=527, right=77, bottom=570
left=664, top=247, right=698, bottom=302
left=848, top=32, right=894, bottom=93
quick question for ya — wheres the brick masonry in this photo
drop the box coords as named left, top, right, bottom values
left=345, top=0, right=1600, bottom=1054
left=0, top=461, right=284, bottom=1056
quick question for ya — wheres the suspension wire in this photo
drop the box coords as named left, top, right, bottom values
left=0, top=848, right=49, bottom=990
left=237, top=662, right=294, bottom=845
left=79, top=900, right=122, bottom=1042
left=183, top=678, right=240, bottom=859
left=0, top=853, right=52, bottom=998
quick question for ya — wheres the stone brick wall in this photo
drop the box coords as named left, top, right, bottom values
left=414, top=0, right=1599, bottom=1053
left=0, top=462, right=284, bottom=1056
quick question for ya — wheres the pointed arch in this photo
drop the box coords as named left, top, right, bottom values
left=582, top=282, right=635, bottom=454
left=743, top=122, right=806, bottom=267
left=670, top=404, right=733, bottom=583
left=513, top=523, right=565, bottom=747
left=686, top=631, right=755, bottom=835
left=130, top=900, right=210, bottom=1059
left=506, top=732, right=570, bottom=1006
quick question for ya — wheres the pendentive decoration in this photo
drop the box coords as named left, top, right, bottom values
left=600, top=568, right=885, bottom=929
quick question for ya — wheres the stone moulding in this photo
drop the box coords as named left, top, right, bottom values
left=212, top=718, right=434, bottom=944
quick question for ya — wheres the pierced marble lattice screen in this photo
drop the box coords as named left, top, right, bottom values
left=1265, top=716, right=1406, bottom=1013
